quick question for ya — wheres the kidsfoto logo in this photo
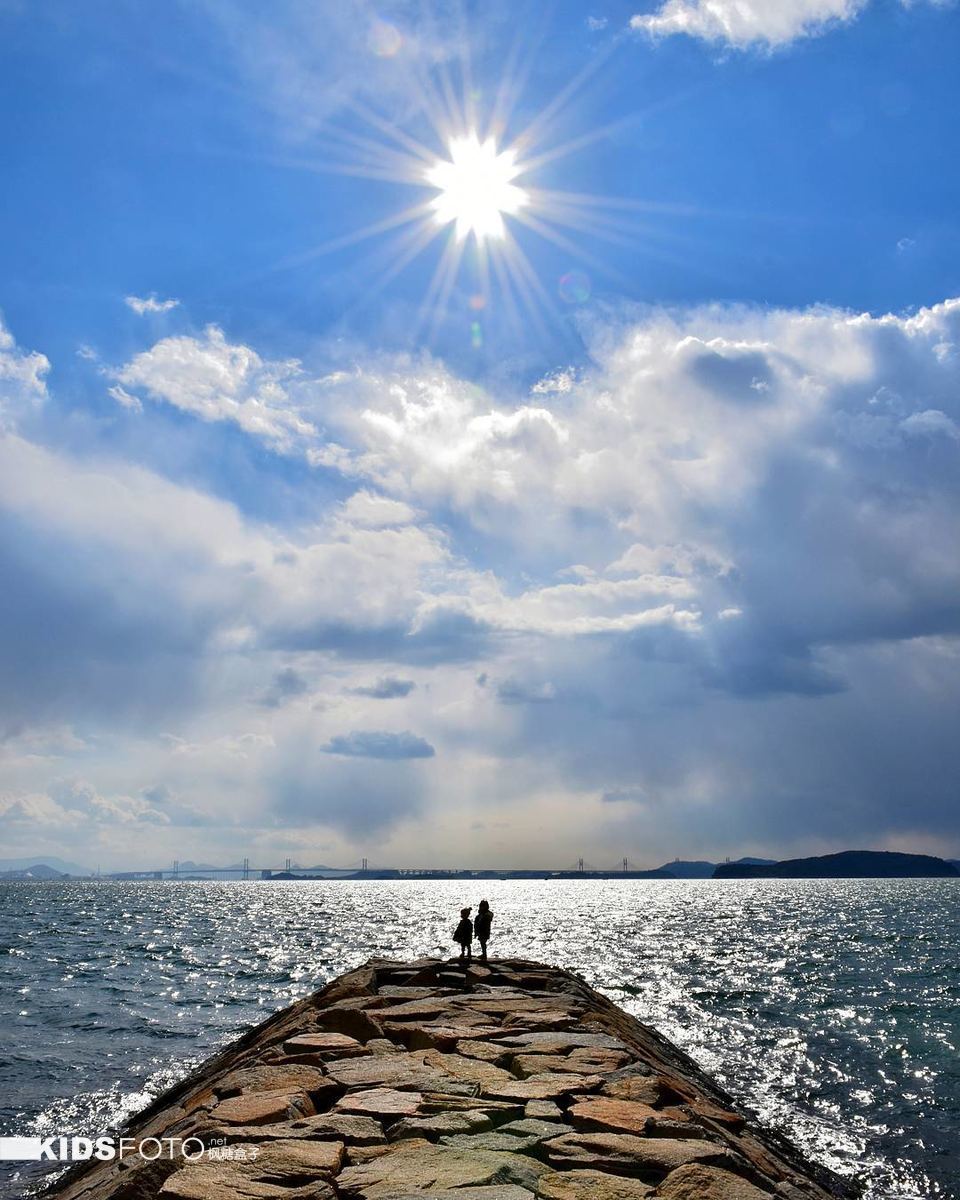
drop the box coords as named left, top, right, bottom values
left=0, top=1136, right=206, bottom=1162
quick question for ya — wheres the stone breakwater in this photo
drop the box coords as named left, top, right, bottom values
left=47, top=958, right=861, bottom=1200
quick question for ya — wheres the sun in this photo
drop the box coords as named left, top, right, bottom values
left=425, top=133, right=528, bottom=243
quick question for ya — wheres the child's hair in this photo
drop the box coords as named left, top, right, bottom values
left=460, top=906, right=471, bottom=917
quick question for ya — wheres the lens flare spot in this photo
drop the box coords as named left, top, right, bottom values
left=559, top=269, right=591, bottom=304
left=368, top=19, right=403, bottom=57
left=427, top=133, right=528, bottom=243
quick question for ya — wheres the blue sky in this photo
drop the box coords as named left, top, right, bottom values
left=1, top=0, right=959, bottom=870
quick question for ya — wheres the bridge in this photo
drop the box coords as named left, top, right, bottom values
left=103, top=856, right=668, bottom=881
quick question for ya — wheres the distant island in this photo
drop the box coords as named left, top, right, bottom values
left=714, top=850, right=959, bottom=879
left=657, top=856, right=776, bottom=878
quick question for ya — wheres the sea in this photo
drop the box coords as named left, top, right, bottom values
left=1, top=878, right=958, bottom=1199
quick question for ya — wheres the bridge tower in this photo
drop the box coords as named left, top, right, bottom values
left=577, top=857, right=584, bottom=875
left=243, top=856, right=250, bottom=881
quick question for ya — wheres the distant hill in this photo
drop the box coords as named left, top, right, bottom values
left=714, top=850, right=960, bottom=879
left=0, top=855, right=90, bottom=877
left=0, top=863, right=67, bottom=880
left=659, top=857, right=777, bottom=879
left=658, top=860, right=716, bottom=878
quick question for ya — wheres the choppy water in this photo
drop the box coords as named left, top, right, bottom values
left=1, top=878, right=958, bottom=1199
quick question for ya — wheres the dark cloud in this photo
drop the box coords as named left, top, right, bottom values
left=351, top=676, right=416, bottom=699
left=321, top=730, right=436, bottom=759
left=271, top=606, right=494, bottom=665
left=259, top=667, right=309, bottom=708
left=688, top=348, right=773, bottom=403
left=496, top=678, right=557, bottom=705
left=269, top=753, right=425, bottom=838
left=0, top=509, right=212, bottom=734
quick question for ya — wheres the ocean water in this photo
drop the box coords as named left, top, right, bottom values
left=1, top=877, right=958, bottom=1199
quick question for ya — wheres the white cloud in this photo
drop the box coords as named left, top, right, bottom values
left=630, top=0, right=943, bottom=48
left=0, top=780, right=169, bottom=829
left=900, top=408, right=960, bottom=440
left=124, top=294, right=180, bottom=315
left=336, top=490, right=418, bottom=529
left=107, top=384, right=143, bottom=413
left=0, top=317, right=49, bottom=429
left=115, top=325, right=317, bottom=454
left=3, top=296, right=960, bottom=865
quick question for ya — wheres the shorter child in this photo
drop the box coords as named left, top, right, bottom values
left=453, top=906, right=474, bottom=960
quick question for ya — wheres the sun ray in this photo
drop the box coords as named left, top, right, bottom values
left=511, top=208, right=632, bottom=292
left=347, top=96, right=442, bottom=167
left=273, top=201, right=437, bottom=273
left=527, top=187, right=705, bottom=219
left=520, top=113, right=644, bottom=176
left=416, top=232, right=468, bottom=343
left=486, top=3, right=554, bottom=143
left=331, top=217, right=445, bottom=331
left=487, top=238, right=525, bottom=342
left=497, top=239, right=553, bottom=346
left=510, top=31, right=624, bottom=156
left=263, top=7, right=713, bottom=350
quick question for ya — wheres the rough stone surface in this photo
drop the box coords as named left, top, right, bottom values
left=538, top=1168, right=654, bottom=1199
left=204, top=1113, right=384, bottom=1147
left=602, top=1075, right=663, bottom=1106
left=215, top=1065, right=331, bottom=1100
left=487, top=1073, right=603, bottom=1102
left=323, top=1050, right=450, bottom=1091
left=282, top=1032, right=364, bottom=1058
left=246, top=1138, right=344, bottom=1179
left=160, top=1164, right=335, bottom=1199
left=542, top=1132, right=736, bottom=1175
left=525, top=1100, right=563, bottom=1121
left=336, top=1142, right=549, bottom=1196
left=46, top=958, right=860, bottom=1200
left=388, top=1110, right=493, bottom=1141
left=656, top=1163, right=774, bottom=1199
left=440, top=1132, right=542, bottom=1154
left=287, top=1113, right=385, bottom=1144
left=568, top=1098, right=660, bottom=1135
left=499, top=1119, right=567, bottom=1141
left=212, top=1090, right=312, bottom=1126
left=372, top=1190, right=533, bottom=1200
left=459, top=1039, right=514, bottom=1063
left=335, top=1088, right=421, bottom=1118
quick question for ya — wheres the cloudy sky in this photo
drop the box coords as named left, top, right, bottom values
left=1, top=0, right=958, bottom=872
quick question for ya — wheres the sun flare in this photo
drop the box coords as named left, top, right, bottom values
left=426, top=133, right=528, bottom=243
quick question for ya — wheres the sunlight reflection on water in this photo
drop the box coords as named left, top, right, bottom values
left=1, top=877, right=958, bottom=1199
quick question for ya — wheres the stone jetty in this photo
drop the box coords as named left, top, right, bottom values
left=47, top=958, right=860, bottom=1200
